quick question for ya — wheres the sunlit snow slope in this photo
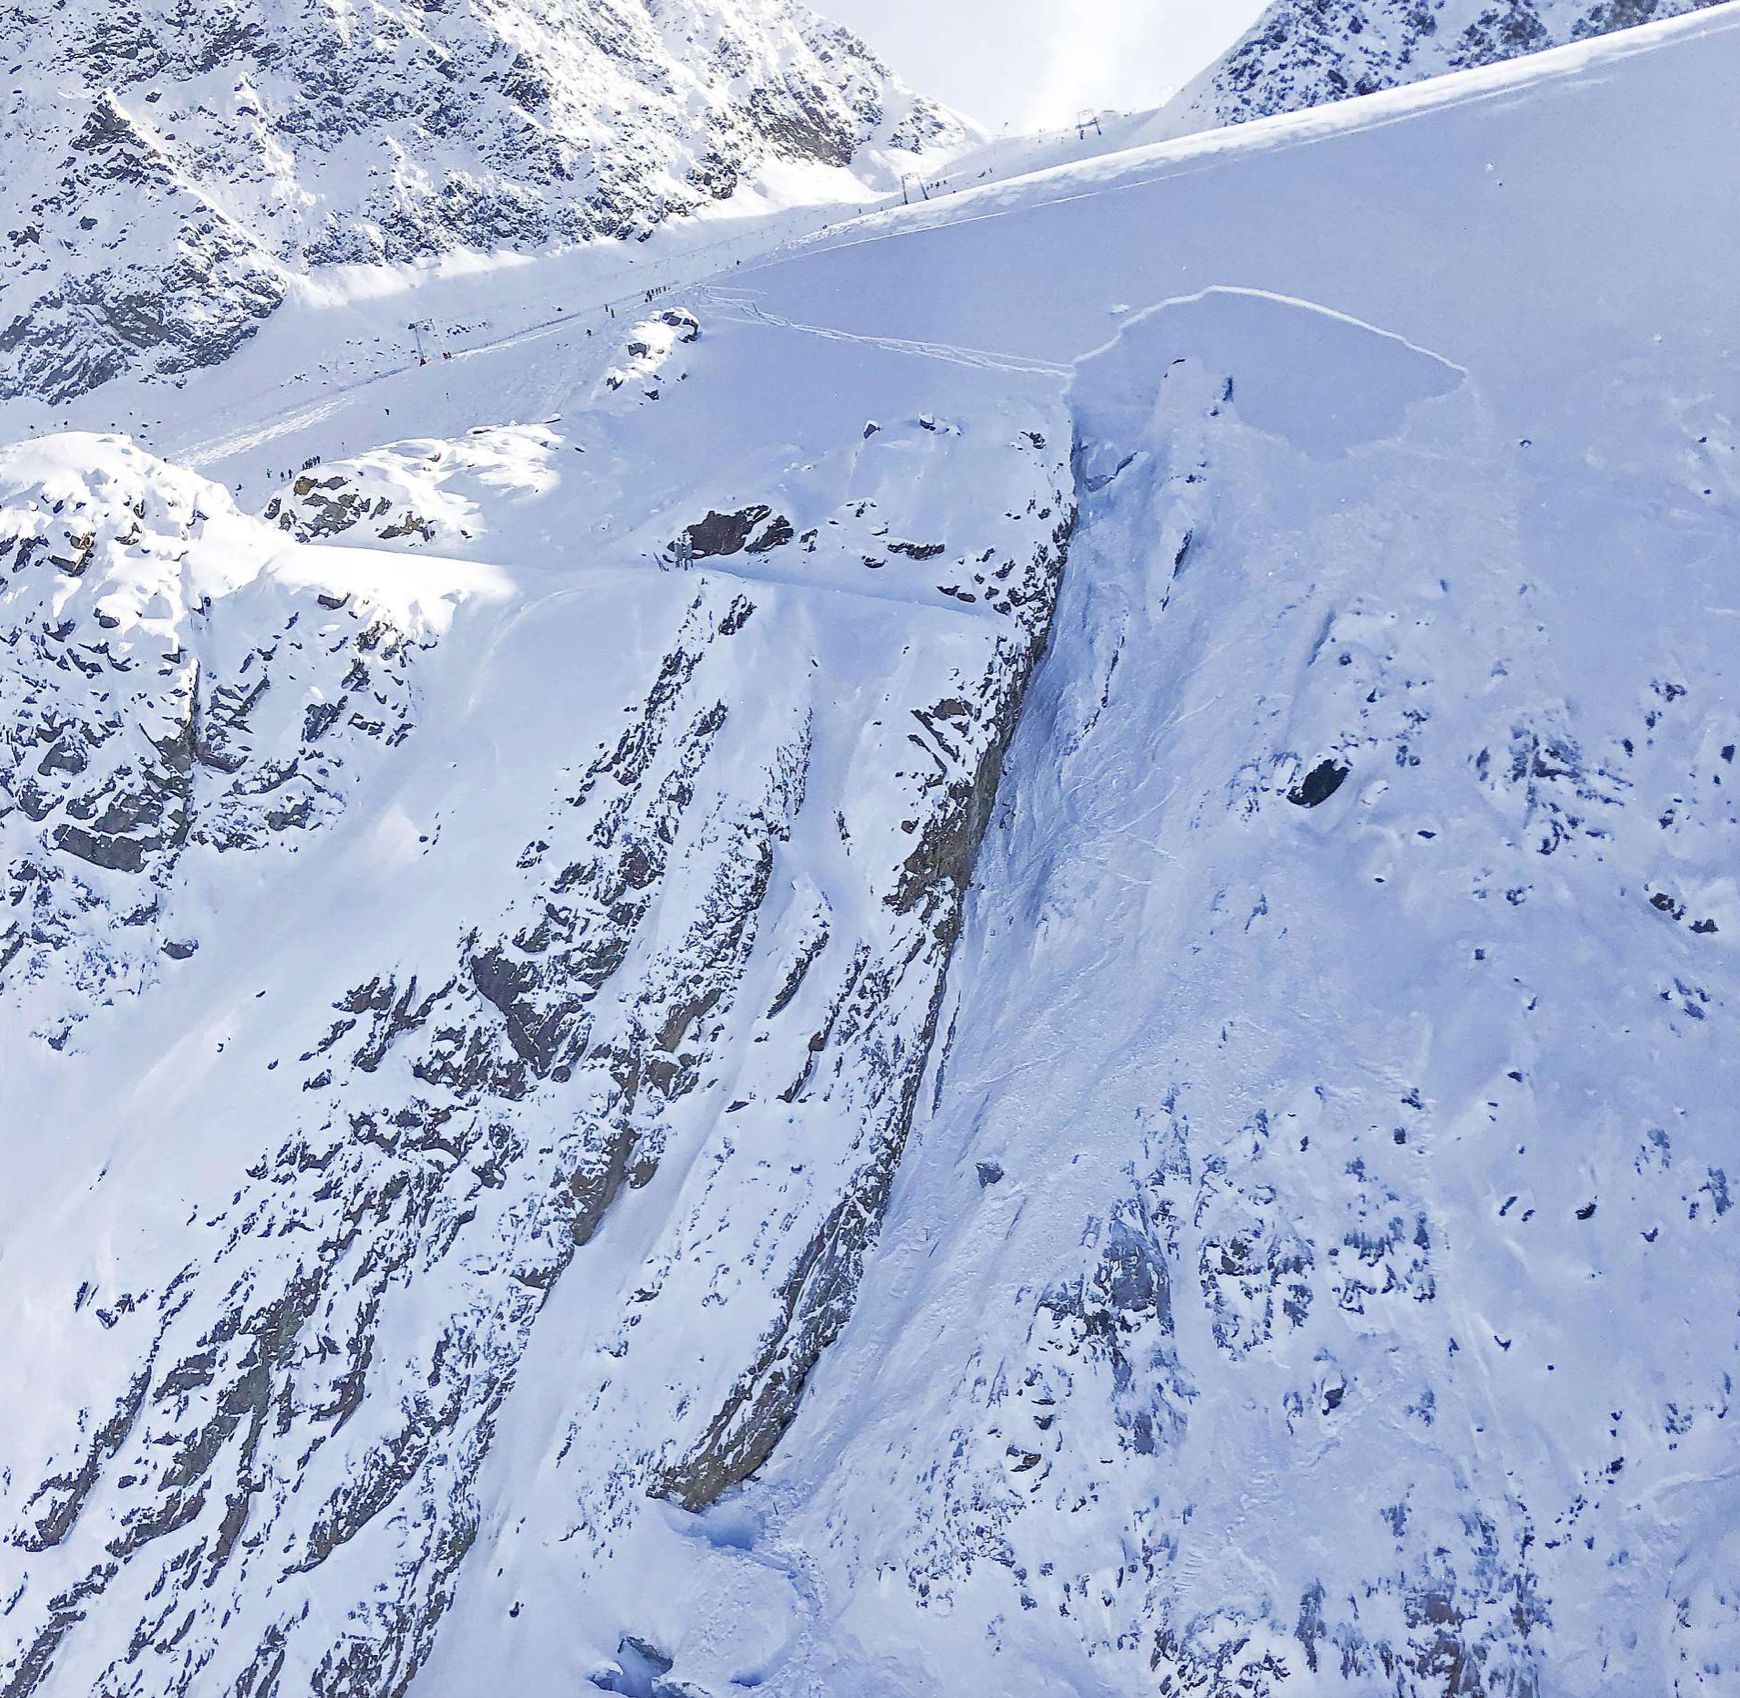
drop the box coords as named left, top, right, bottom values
left=0, top=6, right=1736, bottom=1698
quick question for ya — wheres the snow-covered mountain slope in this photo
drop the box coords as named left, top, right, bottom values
left=414, top=12, right=1735, bottom=1697
left=0, top=4, right=1737, bottom=1696
left=0, top=0, right=965, bottom=406
left=0, top=432, right=497, bottom=1047
left=733, top=286, right=1739, bottom=1696
left=0, top=294, right=1073, bottom=1695
left=1158, top=0, right=1724, bottom=132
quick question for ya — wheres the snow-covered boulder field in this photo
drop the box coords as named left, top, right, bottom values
left=0, top=4, right=1736, bottom=1696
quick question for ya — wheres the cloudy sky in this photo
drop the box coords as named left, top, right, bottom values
left=822, top=0, right=1272, bottom=129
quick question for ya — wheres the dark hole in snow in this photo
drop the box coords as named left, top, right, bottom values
left=976, top=1161, right=1004, bottom=1188
left=1288, top=759, right=1350, bottom=808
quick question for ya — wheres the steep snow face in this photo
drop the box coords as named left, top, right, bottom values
left=0, top=297, right=1072, bottom=1696
left=0, top=0, right=965, bottom=403
left=1163, top=0, right=1724, bottom=131
left=738, top=288, right=1739, bottom=1696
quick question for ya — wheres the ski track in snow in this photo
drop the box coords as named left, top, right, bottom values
left=707, top=297, right=1076, bottom=380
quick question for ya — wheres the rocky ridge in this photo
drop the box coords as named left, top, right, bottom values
left=0, top=302, right=1075, bottom=1696
left=1165, top=0, right=1724, bottom=130
left=0, top=434, right=504, bottom=1049
left=0, top=0, right=965, bottom=402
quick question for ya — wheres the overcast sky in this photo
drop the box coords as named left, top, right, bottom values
left=821, top=0, right=1272, bottom=130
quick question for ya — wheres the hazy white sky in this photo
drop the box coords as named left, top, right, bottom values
left=822, top=0, right=1271, bottom=129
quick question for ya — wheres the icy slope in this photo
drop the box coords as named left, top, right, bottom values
left=1157, top=0, right=1726, bottom=134
left=0, top=0, right=965, bottom=404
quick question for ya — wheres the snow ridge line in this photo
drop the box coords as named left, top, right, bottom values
left=730, top=1, right=1740, bottom=279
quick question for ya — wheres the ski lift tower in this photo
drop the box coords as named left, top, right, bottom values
left=408, top=317, right=450, bottom=366
left=1076, top=108, right=1103, bottom=142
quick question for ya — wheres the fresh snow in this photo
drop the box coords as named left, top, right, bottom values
left=0, top=4, right=1736, bottom=1696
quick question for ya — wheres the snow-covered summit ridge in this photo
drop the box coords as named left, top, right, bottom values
left=1164, top=0, right=1727, bottom=132
left=0, top=0, right=967, bottom=404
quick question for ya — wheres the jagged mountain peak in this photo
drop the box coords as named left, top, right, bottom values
left=1165, top=0, right=1724, bottom=128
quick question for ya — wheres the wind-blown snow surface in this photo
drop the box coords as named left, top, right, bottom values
left=1, top=6, right=1737, bottom=1697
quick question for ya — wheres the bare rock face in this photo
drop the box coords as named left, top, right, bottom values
left=1166, top=0, right=1721, bottom=131
left=0, top=0, right=968, bottom=402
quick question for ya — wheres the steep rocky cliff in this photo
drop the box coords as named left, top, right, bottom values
left=0, top=299, right=1072, bottom=1696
